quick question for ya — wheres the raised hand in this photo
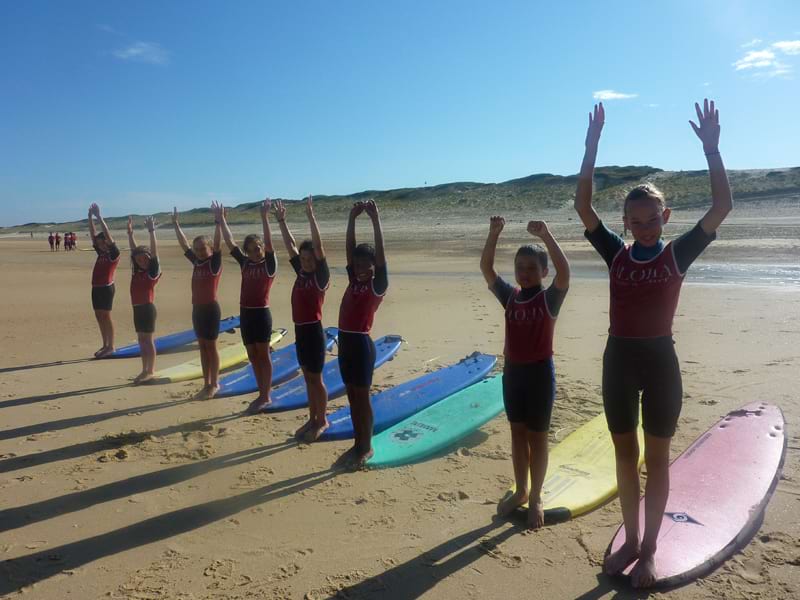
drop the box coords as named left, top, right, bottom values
left=690, top=98, right=720, bottom=153
left=211, top=201, right=224, bottom=222
left=527, top=220, right=550, bottom=238
left=364, top=199, right=379, bottom=220
left=89, top=203, right=101, bottom=218
left=350, top=201, right=365, bottom=218
left=489, top=215, right=505, bottom=236
left=171, top=207, right=179, bottom=225
left=144, top=216, right=156, bottom=232
left=585, top=103, right=605, bottom=148
left=305, top=195, right=314, bottom=218
left=274, top=200, right=287, bottom=221
left=127, top=216, right=134, bottom=235
left=260, top=198, right=271, bottom=220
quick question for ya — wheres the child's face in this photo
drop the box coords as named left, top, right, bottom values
left=96, top=237, right=110, bottom=252
left=623, top=198, right=671, bottom=247
left=299, top=248, right=317, bottom=273
left=515, top=255, right=547, bottom=289
left=245, top=239, right=265, bottom=262
left=134, top=253, right=151, bottom=270
left=353, top=256, right=375, bottom=283
left=193, top=240, right=212, bottom=260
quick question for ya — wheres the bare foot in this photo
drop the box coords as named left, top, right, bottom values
left=630, top=552, right=658, bottom=588
left=95, top=346, right=113, bottom=359
left=333, top=446, right=358, bottom=469
left=94, top=347, right=106, bottom=358
left=206, top=384, right=220, bottom=399
left=294, top=419, right=314, bottom=440
left=137, top=373, right=154, bottom=384
left=194, top=386, right=211, bottom=400
left=604, top=539, right=641, bottom=576
left=527, top=498, right=544, bottom=529
left=348, top=447, right=374, bottom=471
left=302, top=420, right=330, bottom=443
left=133, top=371, right=147, bottom=384
left=245, top=396, right=271, bottom=415
left=497, top=489, right=529, bottom=517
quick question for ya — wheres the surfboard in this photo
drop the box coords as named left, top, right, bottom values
left=217, top=328, right=338, bottom=397
left=149, top=328, right=286, bottom=384
left=322, top=352, right=497, bottom=441
left=367, top=375, right=504, bottom=468
left=607, top=402, right=786, bottom=587
left=108, top=316, right=241, bottom=359
left=505, top=412, right=644, bottom=524
left=263, top=334, right=403, bottom=412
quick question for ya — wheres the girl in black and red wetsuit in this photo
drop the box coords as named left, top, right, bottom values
left=480, top=217, right=570, bottom=530
left=88, top=203, right=121, bottom=358
left=575, top=100, right=733, bottom=588
left=275, top=196, right=331, bottom=442
left=215, top=200, right=277, bottom=414
left=127, top=215, right=161, bottom=383
left=173, top=205, right=223, bottom=399
left=333, top=200, right=388, bottom=470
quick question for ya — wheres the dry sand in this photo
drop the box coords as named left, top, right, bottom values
left=1, top=211, right=799, bottom=599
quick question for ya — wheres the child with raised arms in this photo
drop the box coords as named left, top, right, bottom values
left=274, top=196, right=331, bottom=442
left=127, top=215, right=161, bottom=383
left=88, top=203, right=121, bottom=358
left=334, top=200, right=388, bottom=470
left=481, top=217, right=570, bottom=529
left=574, top=100, right=732, bottom=588
left=173, top=205, right=224, bottom=399
left=214, top=200, right=277, bottom=414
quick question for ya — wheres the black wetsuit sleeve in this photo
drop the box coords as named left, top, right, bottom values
left=184, top=249, right=197, bottom=265
left=584, top=222, right=625, bottom=269
left=108, top=243, right=121, bottom=261
left=210, top=251, right=222, bottom=273
left=374, top=264, right=388, bottom=295
left=491, top=276, right=514, bottom=308
left=266, top=251, right=277, bottom=276
left=315, top=258, right=330, bottom=289
left=673, top=222, right=716, bottom=273
left=148, top=256, right=161, bottom=278
left=230, top=247, right=246, bottom=268
left=289, top=255, right=302, bottom=275
left=545, top=283, right=568, bottom=317
left=93, top=243, right=102, bottom=256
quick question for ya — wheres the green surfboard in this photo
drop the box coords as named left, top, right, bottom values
left=368, top=375, right=503, bottom=468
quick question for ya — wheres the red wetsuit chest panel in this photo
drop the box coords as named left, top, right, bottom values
left=292, top=272, right=327, bottom=324
left=191, top=258, right=221, bottom=305
left=92, top=253, right=120, bottom=287
left=609, top=243, right=685, bottom=338
left=504, top=289, right=556, bottom=363
left=239, top=260, right=275, bottom=308
left=130, top=270, right=161, bottom=305
left=338, top=279, right=383, bottom=334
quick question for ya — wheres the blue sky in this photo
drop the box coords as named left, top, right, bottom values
left=1, top=1, right=798, bottom=226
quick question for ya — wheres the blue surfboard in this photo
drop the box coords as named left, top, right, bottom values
left=321, top=352, right=496, bottom=440
left=217, top=328, right=338, bottom=397
left=263, top=334, right=403, bottom=412
left=108, top=316, right=241, bottom=359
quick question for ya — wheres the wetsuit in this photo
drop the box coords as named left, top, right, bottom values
left=91, top=243, right=121, bottom=311
left=185, top=250, right=222, bottom=341
left=231, top=247, right=276, bottom=345
left=290, top=255, right=330, bottom=373
left=130, top=257, right=161, bottom=333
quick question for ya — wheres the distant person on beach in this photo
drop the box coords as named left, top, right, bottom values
left=48, top=232, right=54, bottom=251
left=127, top=215, right=161, bottom=383
left=55, top=232, right=61, bottom=251
left=173, top=205, right=223, bottom=399
left=333, top=200, right=388, bottom=470
left=214, top=200, right=277, bottom=414
left=480, top=217, right=570, bottom=529
left=574, top=100, right=732, bottom=588
left=88, top=203, right=121, bottom=358
left=275, top=196, right=331, bottom=442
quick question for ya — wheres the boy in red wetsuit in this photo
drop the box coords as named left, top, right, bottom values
left=575, top=100, right=732, bottom=588
left=127, top=215, right=161, bottom=383
left=173, top=206, right=223, bottom=399
left=481, top=218, right=570, bottom=529
left=333, top=200, right=388, bottom=470
left=88, top=203, right=121, bottom=358
left=215, top=200, right=277, bottom=414
left=55, top=233, right=61, bottom=251
left=48, top=233, right=54, bottom=251
left=275, top=196, right=331, bottom=442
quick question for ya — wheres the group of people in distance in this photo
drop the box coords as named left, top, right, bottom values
left=88, top=195, right=387, bottom=468
left=48, top=231, right=78, bottom=251
left=85, top=98, right=730, bottom=587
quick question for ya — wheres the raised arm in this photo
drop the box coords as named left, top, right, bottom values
left=690, top=99, right=733, bottom=235
left=305, top=195, right=325, bottom=260
left=480, top=216, right=504, bottom=287
left=274, top=200, right=299, bottom=258
left=91, top=203, right=114, bottom=244
left=260, top=198, right=274, bottom=253
left=574, top=103, right=604, bottom=233
left=145, top=216, right=158, bottom=258
left=364, top=200, right=385, bottom=267
left=87, top=206, right=97, bottom=243
left=172, top=207, right=190, bottom=253
left=528, top=220, right=570, bottom=290
left=126, top=216, right=137, bottom=250
left=213, top=201, right=236, bottom=252
left=346, top=202, right=364, bottom=266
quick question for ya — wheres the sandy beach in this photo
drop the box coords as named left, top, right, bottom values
left=1, top=209, right=798, bottom=599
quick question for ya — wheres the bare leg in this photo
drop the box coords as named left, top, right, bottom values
left=302, top=368, right=329, bottom=442
left=497, top=422, right=530, bottom=516
left=95, top=310, right=115, bottom=357
left=207, top=338, right=220, bottom=397
left=630, top=433, right=671, bottom=588
left=335, top=384, right=373, bottom=469
left=246, top=344, right=264, bottom=400
left=93, top=309, right=107, bottom=356
left=604, top=431, right=642, bottom=575
left=527, top=430, right=549, bottom=529
left=135, top=332, right=156, bottom=383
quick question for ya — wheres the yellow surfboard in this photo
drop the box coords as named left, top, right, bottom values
left=151, top=328, right=286, bottom=384
left=506, top=412, right=645, bottom=523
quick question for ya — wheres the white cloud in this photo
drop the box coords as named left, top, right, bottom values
left=113, top=42, right=169, bottom=65
left=592, top=89, right=638, bottom=101
left=646, top=103, right=660, bottom=108
left=742, top=38, right=762, bottom=48
left=734, top=49, right=776, bottom=70
left=773, top=40, right=800, bottom=55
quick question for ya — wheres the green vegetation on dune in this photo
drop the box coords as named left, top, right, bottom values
left=4, top=165, right=799, bottom=233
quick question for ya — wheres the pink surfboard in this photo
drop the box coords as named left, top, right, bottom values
left=607, top=402, right=786, bottom=587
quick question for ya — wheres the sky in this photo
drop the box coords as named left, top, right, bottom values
left=1, top=1, right=798, bottom=226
